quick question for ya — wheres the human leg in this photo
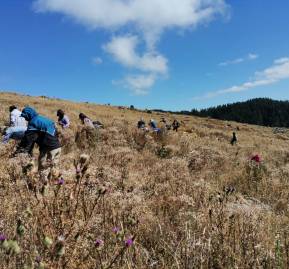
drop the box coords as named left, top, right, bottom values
left=47, top=148, right=62, bottom=180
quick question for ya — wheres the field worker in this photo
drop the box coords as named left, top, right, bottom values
left=172, top=120, right=180, bottom=132
left=137, top=118, right=146, bottom=129
left=2, top=105, right=27, bottom=143
left=57, top=109, right=70, bottom=128
left=149, top=119, right=157, bottom=129
left=230, top=132, right=237, bottom=145
left=149, top=119, right=161, bottom=133
left=79, top=113, right=94, bottom=128
left=160, top=117, right=166, bottom=124
left=14, top=107, right=61, bottom=182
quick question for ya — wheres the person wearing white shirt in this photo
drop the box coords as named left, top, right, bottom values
left=2, top=106, right=27, bottom=143
left=10, top=105, right=27, bottom=127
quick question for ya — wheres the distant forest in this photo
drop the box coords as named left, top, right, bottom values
left=153, top=98, right=289, bottom=127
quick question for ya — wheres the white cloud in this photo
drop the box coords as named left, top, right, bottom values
left=197, top=57, right=289, bottom=99
left=248, top=53, right=258, bottom=60
left=103, top=35, right=168, bottom=74
left=219, top=58, right=244, bottom=67
left=92, top=57, right=103, bottom=65
left=33, top=0, right=228, bottom=46
left=33, top=0, right=229, bottom=93
left=122, top=74, right=157, bottom=95
left=219, top=53, right=259, bottom=67
left=273, top=57, right=289, bottom=65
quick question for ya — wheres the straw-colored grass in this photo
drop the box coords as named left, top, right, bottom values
left=0, top=91, right=289, bottom=268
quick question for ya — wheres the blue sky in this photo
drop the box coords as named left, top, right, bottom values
left=1, top=0, right=289, bottom=110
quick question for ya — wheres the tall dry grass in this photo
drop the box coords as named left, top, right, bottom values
left=0, top=92, right=289, bottom=268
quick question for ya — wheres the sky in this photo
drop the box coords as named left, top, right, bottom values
left=0, top=0, right=289, bottom=111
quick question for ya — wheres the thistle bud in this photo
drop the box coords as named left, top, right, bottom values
left=17, top=224, right=25, bottom=237
left=25, top=207, right=33, bottom=217
left=17, top=219, right=25, bottom=237
left=43, top=236, right=53, bottom=248
left=9, top=240, right=21, bottom=254
left=1, top=239, right=9, bottom=250
left=79, top=154, right=90, bottom=164
left=55, top=236, right=65, bottom=257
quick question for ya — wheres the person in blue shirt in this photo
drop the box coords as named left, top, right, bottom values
left=148, top=119, right=161, bottom=133
left=149, top=119, right=157, bottom=129
left=14, top=107, right=61, bottom=183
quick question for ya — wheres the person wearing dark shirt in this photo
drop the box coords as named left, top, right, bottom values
left=172, top=120, right=180, bottom=132
left=230, top=132, right=237, bottom=145
left=137, top=118, right=146, bottom=129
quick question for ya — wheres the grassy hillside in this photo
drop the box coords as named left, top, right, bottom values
left=1, top=92, right=289, bottom=268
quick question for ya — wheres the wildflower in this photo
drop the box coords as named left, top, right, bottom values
left=95, top=239, right=104, bottom=248
left=251, top=154, right=261, bottom=163
left=125, top=237, right=134, bottom=247
left=35, top=256, right=41, bottom=263
left=76, top=168, right=81, bottom=173
left=57, top=177, right=64, bottom=185
left=0, top=234, right=7, bottom=242
left=112, top=227, right=120, bottom=234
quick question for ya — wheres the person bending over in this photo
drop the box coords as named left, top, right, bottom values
left=14, top=107, right=61, bottom=183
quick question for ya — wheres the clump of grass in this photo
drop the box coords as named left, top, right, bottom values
left=75, top=126, right=100, bottom=150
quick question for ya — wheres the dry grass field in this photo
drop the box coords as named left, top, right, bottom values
left=1, top=91, right=289, bottom=268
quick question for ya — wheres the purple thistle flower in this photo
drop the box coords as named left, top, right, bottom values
left=76, top=168, right=81, bottom=173
left=35, top=256, right=41, bottom=263
left=125, top=237, right=134, bottom=247
left=0, top=234, right=6, bottom=241
left=95, top=239, right=103, bottom=248
left=112, top=227, right=120, bottom=233
left=57, top=178, right=64, bottom=185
